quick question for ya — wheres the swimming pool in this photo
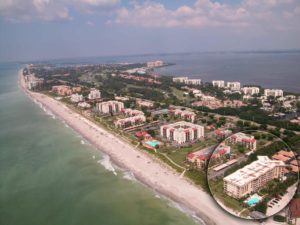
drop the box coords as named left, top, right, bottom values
left=247, top=198, right=260, bottom=206
left=146, top=140, right=161, bottom=147
left=245, top=194, right=262, bottom=206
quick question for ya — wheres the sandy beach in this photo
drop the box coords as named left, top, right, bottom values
left=19, top=71, right=258, bottom=225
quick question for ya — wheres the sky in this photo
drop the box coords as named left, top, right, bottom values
left=0, top=0, right=300, bottom=62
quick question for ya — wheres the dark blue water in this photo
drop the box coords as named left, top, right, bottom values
left=31, top=52, right=300, bottom=93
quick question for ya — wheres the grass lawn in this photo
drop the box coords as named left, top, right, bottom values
left=209, top=178, right=245, bottom=213
left=160, top=139, right=218, bottom=167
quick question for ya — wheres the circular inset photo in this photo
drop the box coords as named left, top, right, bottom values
left=207, top=130, right=299, bottom=220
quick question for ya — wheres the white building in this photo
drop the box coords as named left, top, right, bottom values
left=173, top=77, right=188, bottom=83
left=227, top=82, right=241, bottom=91
left=185, top=79, right=201, bottom=85
left=78, top=102, right=91, bottom=108
left=241, top=87, right=260, bottom=95
left=224, top=156, right=285, bottom=198
left=160, top=121, right=204, bottom=144
left=264, top=89, right=284, bottom=97
left=212, top=80, right=225, bottom=88
left=88, top=88, right=101, bottom=100
left=173, top=77, right=201, bottom=85
left=70, top=93, right=83, bottom=103
left=97, top=101, right=124, bottom=114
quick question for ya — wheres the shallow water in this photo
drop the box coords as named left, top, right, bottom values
left=0, top=63, right=201, bottom=225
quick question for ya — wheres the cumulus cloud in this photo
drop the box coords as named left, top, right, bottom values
left=114, top=0, right=300, bottom=30
left=0, top=0, right=120, bottom=22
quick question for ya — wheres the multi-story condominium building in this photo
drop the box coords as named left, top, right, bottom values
left=224, top=156, right=285, bottom=198
left=227, top=132, right=257, bottom=150
left=122, top=108, right=144, bottom=117
left=185, top=79, right=201, bottom=85
left=88, top=88, right=101, bottom=100
left=160, top=121, right=204, bottom=144
left=136, top=98, right=154, bottom=108
left=264, top=89, right=284, bottom=97
left=173, top=77, right=201, bottom=85
left=215, top=129, right=232, bottom=139
left=241, top=87, right=260, bottom=95
left=25, top=74, right=44, bottom=90
left=212, top=80, right=225, bottom=88
left=227, top=82, right=241, bottom=91
left=173, top=77, right=188, bottom=83
left=187, top=144, right=230, bottom=169
left=114, top=115, right=146, bottom=128
left=52, top=85, right=73, bottom=96
left=170, top=108, right=196, bottom=123
left=147, top=60, right=164, bottom=68
left=97, top=101, right=124, bottom=114
left=70, top=93, right=83, bottom=103
left=78, top=102, right=91, bottom=108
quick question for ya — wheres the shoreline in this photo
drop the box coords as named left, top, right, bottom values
left=18, top=70, right=257, bottom=225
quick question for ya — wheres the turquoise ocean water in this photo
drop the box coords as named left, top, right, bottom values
left=0, top=63, right=201, bottom=225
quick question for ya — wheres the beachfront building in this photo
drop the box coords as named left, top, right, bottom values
left=52, top=85, right=72, bottom=96
left=227, top=82, right=241, bottom=91
left=123, top=108, right=144, bottom=117
left=136, top=98, right=154, bottom=108
left=241, top=87, right=260, bottom=96
left=88, top=88, right=101, bottom=100
left=160, top=121, right=204, bottom=144
left=25, top=74, right=44, bottom=90
left=96, top=101, right=124, bottom=114
left=170, top=108, right=196, bottom=123
left=114, top=115, right=146, bottom=128
left=212, top=80, right=225, bottom=88
left=227, top=132, right=257, bottom=150
left=187, top=144, right=230, bottom=169
left=78, top=102, right=91, bottom=108
left=264, top=89, right=284, bottom=97
left=147, top=60, right=164, bottom=68
left=70, top=93, right=83, bottom=103
left=224, top=156, right=285, bottom=199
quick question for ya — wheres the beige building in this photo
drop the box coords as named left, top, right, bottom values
left=170, top=108, right=196, bottom=122
left=160, top=121, right=204, bottom=144
left=227, top=132, right=257, bottom=150
left=136, top=98, right=154, bottom=108
left=123, top=108, right=144, bottom=117
left=147, top=60, right=164, bottom=68
left=114, top=115, right=146, bottom=128
left=97, top=101, right=124, bottom=114
left=224, top=156, right=285, bottom=199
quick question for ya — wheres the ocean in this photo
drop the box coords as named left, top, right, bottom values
left=0, top=63, right=200, bottom=225
left=37, top=51, right=300, bottom=93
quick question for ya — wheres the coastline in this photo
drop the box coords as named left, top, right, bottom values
left=18, top=70, right=257, bottom=225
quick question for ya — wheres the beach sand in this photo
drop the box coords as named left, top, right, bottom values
left=19, top=71, right=258, bottom=225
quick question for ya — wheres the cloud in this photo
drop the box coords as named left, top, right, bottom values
left=113, top=0, right=300, bottom=30
left=0, top=0, right=120, bottom=22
